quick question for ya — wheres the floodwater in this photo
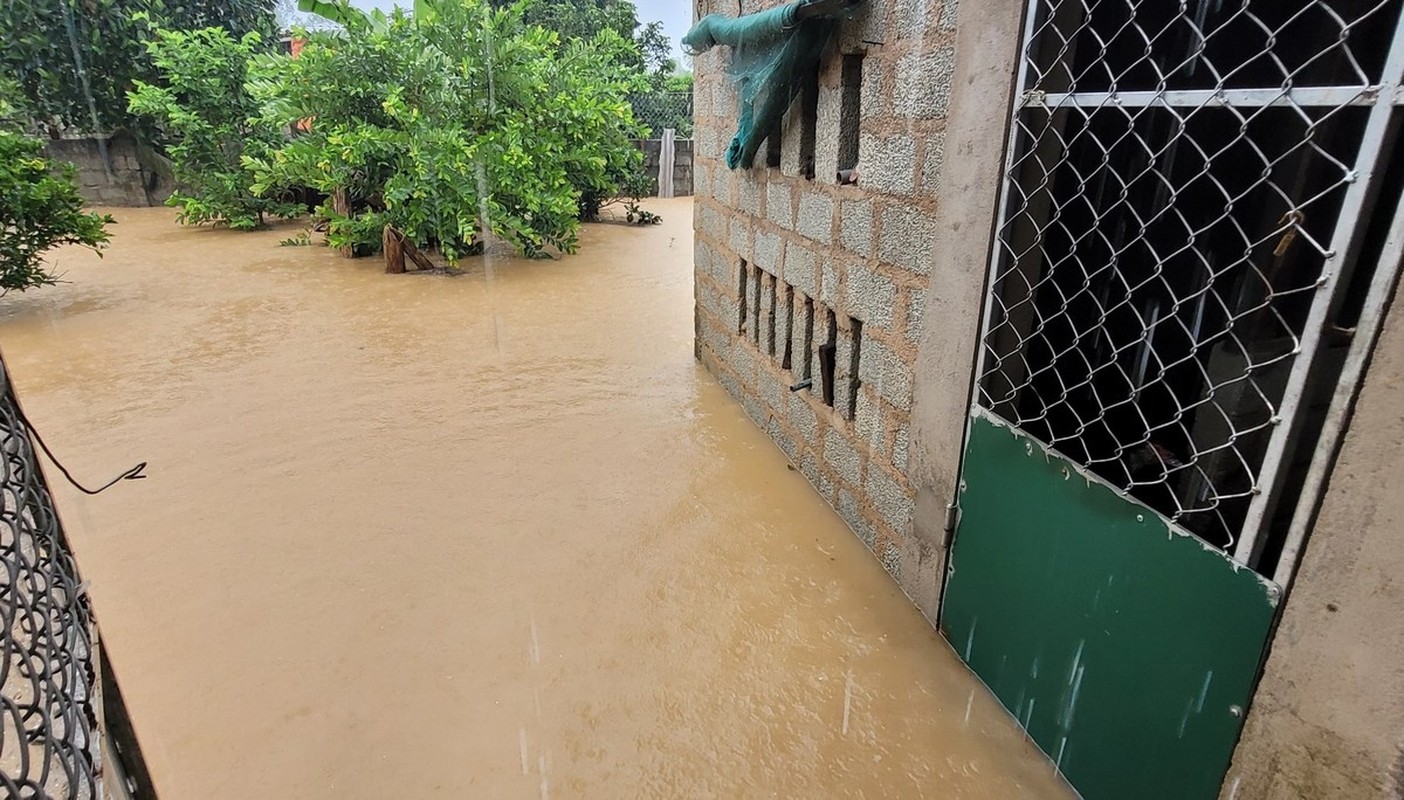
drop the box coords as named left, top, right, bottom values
left=0, top=200, right=1071, bottom=799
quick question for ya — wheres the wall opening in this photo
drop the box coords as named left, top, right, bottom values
left=837, top=54, right=863, bottom=179
left=820, top=308, right=838, bottom=407
left=737, top=259, right=749, bottom=335
left=848, top=318, right=863, bottom=420
left=766, top=120, right=782, bottom=168
left=765, top=272, right=778, bottom=357
left=781, top=285, right=795, bottom=370
left=801, top=296, right=815, bottom=381
left=750, top=263, right=762, bottom=347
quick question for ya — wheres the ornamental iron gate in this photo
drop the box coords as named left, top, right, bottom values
left=941, top=1, right=1404, bottom=797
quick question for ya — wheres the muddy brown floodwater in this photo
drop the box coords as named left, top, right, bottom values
left=0, top=200, right=1071, bottom=799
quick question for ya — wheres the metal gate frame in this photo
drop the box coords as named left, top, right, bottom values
left=959, top=0, right=1404, bottom=590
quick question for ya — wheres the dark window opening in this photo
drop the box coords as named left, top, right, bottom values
left=765, top=272, right=778, bottom=357
left=781, top=285, right=795, bottom=370
left=750, top=263, right=762, bottom=346
left=801, top=296, right=815, bottom=381
left=837, top=54, right=863, bottom=178
left=766, top=120, right=782, bottom=168
left=737, top=259, right=749, bottom=335
left=820, top=309, right=838, bottom=407
left=847, top=319, right=863, bottom=421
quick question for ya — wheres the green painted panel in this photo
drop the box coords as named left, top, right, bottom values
left=941, top=415, right=1279, bottom=800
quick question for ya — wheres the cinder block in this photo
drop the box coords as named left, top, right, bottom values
left=700, top=205, right=726, bottom=242
left=906, top=288, right=926, bottom=345
left=892, top=0, right=929, bottom=38
left=814, top=67, right=843, bottom=184
left=867, top=467, right=914, bottom=534
left=820, top=257, right=839, bottom=307
left=767, top=183, right=794, bottom=229
left=892, top=423, right=911, bottom=473
left=854, top=390, right=886, bottom=455
left=789, top=393, right=818, bottom=441
left=783, top=244, right=817, bottom=299
left=922, top=131, right=946, bottom=194
left=838, top=490, right=877, bottom=548
left=859, top=132, right=916, bottom=196
left=760, top=272, right=777, bottom=357
left=894, top=46, right=957, bottom=120
left=737, top=173, right=761, bottom=215
left=859, top=338, right=914, bottom=410
left=846, top=267, right=896, bottom=329
left=834, top=322, right=857, bottom=417
left=840, top=198, right=873, bottom=259
left=754, top=230, right=782, bottom=272
left=824, top=429, right=863, bottom=486
left=797, top=192, right=833, bottom=244
left=877, top=204, right=936, bottom=275
left=730, top=218, right=751, bottom=260
left=939, top=0, right=958, bottom=31
left=881, top=541, right=903, bottom=579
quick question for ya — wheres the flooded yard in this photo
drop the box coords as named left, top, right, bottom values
left=0, top=199, right=1070, bottom=798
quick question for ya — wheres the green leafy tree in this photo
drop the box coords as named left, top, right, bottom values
left=0, top=0, right=275, bottom=135
left=128, top=26, right=300, bottom=229
left=249, top=0, right=649, bottom=258
left=0, top=88, right=112, bottom=292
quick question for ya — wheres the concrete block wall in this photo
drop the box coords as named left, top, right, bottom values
left=44, top=132, right=173, bottom=207
left=692, top=0, right=955, bottom=619
left=634, top=138, right=695, bottom=197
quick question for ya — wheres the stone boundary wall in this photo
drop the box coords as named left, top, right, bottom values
left=691, top=0, right=955, bottom=618
left=634, top=138, right=695, bottom=196
left=44, top=132, right=174, bottom=207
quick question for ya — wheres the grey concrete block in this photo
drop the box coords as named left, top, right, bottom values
left=824, top=429, right=863, bottom=486
left=859, top=338, right=914, bottom=410
left=797, top=192, right=833, bottom=244
left=878, top=204, right=936, bottom=275
left=730, top=218, right=751, bottom=261
left=801, top=452, right=823, bottom=491
left=893, top=424, right=910, bottom=473
left=754, top=230, right=782, bottom=272
left=838, top=490, right=876, bottom=548
left=939, top=0, right=958, bottom=31
left=834, top=324, right=856, bottom=418
left=719, top=370, right=741, bottom=399
left=840, top=199, right=873, bottom=259
left=854, top=390, right=885, bottom=455
left=738, top=173, right=761, bottom=215
left=767, top=184, right=794, bottom=229
left=700, top=205, right=725, bottom=243
left=731, top=341, right=758, bottom=382
left=789, top=394, right=818, bottom=442
left=741, top=392, right=768, bottom=428
left=814, top=73, right=843, bottom=185
left=763, top=371, right=785, bottom=414
left=821, top=258, right=839, bottom=307
left=861, top=57, right=885, bottom=120
left=882, top=541, right=903, bottom=578
left=894, top=46, right=956, bottom=120
left=860, top=132, right=916, bottom=196
left=694, top=163, right=711, bottom=198
left=893, top=0, right=929, bottom=38
left=906, top=288, right=926, bottom=345
left=845, top=267, right=896, bottom=329
left=760, top=272, right=777, bottom=356
left=785, top=244, right=817, bottom=299
left=867, top=467, right=914, bottom=533
left=922, top=132, right=946, bottom=194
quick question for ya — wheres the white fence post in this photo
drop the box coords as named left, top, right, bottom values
left=658, top=128, right=676, bottom=199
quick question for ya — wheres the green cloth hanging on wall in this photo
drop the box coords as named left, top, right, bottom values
left=684, top=0, right=862, bottom=170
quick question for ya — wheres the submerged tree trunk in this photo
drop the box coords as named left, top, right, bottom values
left=331, top=188, right=352, bottom=258
left=383, top=225, right=405, bottom=273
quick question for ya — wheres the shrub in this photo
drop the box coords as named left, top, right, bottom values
left=128, top=26, right=301, bottom=229
left=247, top=0, right=648, bottom=260
left=0, top=130, right=113, bottom=292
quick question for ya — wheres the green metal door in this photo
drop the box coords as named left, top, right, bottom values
left=940, top=2, right=1404, bottom=797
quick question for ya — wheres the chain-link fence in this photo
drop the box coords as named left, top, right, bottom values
left=978, top=0, right=1404, bottom=564
left=630, top=91, right=694, bottom=138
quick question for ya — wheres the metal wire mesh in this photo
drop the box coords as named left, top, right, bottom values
left=630, top=91, right=694, bottom=138
left=979, top=0, right=1404, bottom=552
left=0, top=364, right=100, bottom=799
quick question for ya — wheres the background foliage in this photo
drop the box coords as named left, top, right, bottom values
left=0, top=0, right=276, bottom=136
left=0, top=87, right=112, bottom=292
left=128, top=27, right=302, bottom=228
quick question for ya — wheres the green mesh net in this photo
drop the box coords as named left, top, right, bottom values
left=684, top=0, right=863, bottom=170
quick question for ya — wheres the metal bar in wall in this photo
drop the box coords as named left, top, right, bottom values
left=1233, top=25, right=1404, bottom=567
left=1031, top=86, right=1393, bottom=111
left=1273, top=169, right=1404, bottom=588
